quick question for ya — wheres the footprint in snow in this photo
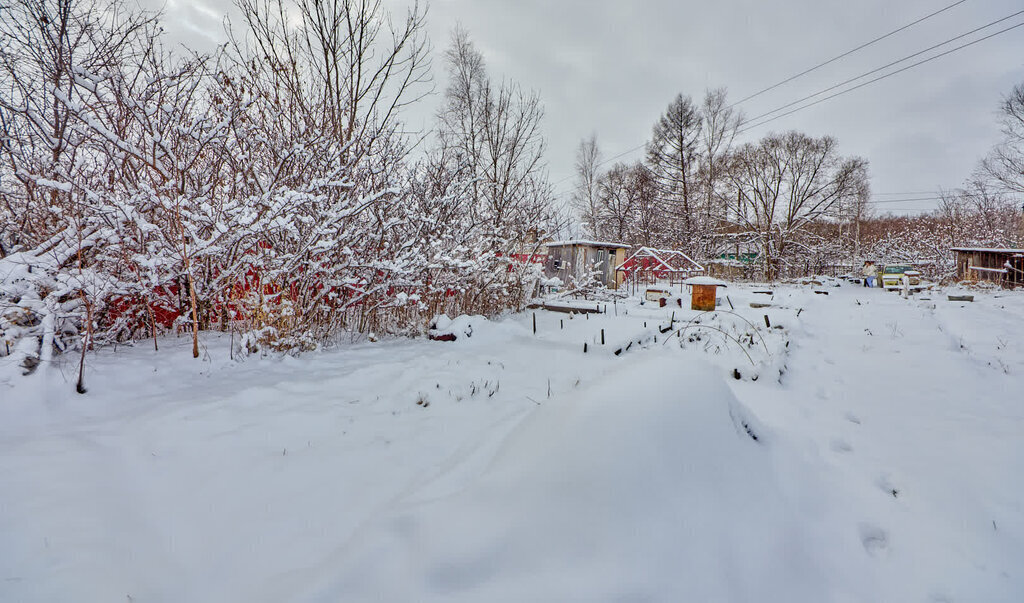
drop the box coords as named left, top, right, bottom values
left=859, top=524, right=890, bottom=557
left=830, top=439, right=853, bottom=453
left=876, top=474, right=901, bottom=499
left=845, top=412, right=861, bottom=425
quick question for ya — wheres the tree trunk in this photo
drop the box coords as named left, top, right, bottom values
left=187, top=271, right=199, bottom=358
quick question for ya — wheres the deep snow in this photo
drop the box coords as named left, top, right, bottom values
left=1, top=281, right=1022, bottom=602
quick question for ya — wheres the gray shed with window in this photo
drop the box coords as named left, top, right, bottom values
left=545, top=240, right=630, bottom=289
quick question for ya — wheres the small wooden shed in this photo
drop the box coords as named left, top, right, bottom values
left=951, top=247, right=1024, bottom=288
left=683, top=276, right=728, bottom=311
left=545, top=240, right=630, bottom=289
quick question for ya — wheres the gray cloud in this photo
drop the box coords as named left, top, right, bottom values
left=143, top=0, right=1024, bottom=211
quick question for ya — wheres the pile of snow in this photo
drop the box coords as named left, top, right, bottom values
left=428, top=314, right=485, bottom=341
left=298, top=355, right=821, bottom=602
left=791, top=275, right=843, bottom=287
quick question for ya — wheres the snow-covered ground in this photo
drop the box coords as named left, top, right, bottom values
left=2, top=281, right=1022, bottom=602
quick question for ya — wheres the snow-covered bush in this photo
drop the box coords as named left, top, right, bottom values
left=0, top=0, right=555, bottom=381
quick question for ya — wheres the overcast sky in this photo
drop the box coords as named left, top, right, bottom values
left=147, top=0, right=1024, bottom=214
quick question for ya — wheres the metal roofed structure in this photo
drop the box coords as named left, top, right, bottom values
left=615, top=247, right=706, bottom=293
left=951, top=247, right=1024, bottom=288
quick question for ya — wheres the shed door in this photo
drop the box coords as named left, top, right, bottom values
left=596, top=249, right=609, bottom=285
left=1011, top=255, right=1024, bottom=285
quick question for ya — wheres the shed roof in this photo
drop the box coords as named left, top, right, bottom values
left=683, top=276, right=728, bottom=287
left=545, top=239, right=630, bottom=249
left=951, top=247, right=1024, bottom=254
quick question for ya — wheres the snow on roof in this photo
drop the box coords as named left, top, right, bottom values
left=951, top=247, right=1024, bottom=254
left=683, top=276, right=729, bottom=287
left=968, top=266, right=1008, bottom=274
left=545, top=239, right=631, bottom=249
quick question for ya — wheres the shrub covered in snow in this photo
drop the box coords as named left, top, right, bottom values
left=0, top=0, right=555, bottom=376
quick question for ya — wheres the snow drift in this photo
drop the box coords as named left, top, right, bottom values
left=300, top=355, right=824, bottom=602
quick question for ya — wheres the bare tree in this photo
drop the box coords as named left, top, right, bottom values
left=437, top=27, right=549, bottom=245
left=726, top=131, right=868, bottom=280
left=646, top=93, right=702, bottom=249
left=696, top=88, right=743, bottom=251
left=629, top=163, right=661, bottom=248
left=982, top=83, right=1024, bottom=195
left=219, top=0, right=433, bottom=345
left=0, top=0, right=156, bottom=249
left=936, top=179, right=1019, bottom=250
left=847, top=175, right=872, bottom=261
left=590, top=161, right=659, bottom=246
left=594, top=162, right=636, bottom=243
left=962, top=178, right=1012, bottom=235
left=571, top=134, right=602, bottom=238
left=936, top=189, right=969, bottom=249
left=0, top=0, right=159, bottom=376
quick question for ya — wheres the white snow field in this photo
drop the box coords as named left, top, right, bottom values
left=2, top=282, right=1023, bottom=602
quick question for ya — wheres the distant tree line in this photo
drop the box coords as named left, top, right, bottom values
left=572, top=84, right=1024, bottom=280
left=858, top=83, right=1024, bottom=278
left=572, top=89, right=870, bottom=280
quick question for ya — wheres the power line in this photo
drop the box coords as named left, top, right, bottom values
left=861, top=192, right=1024, bottom=205
left=550, top=142, right=648, bottom=192
left=873, top=208, right=936, bottom=212
left=872, top=190, right=943, bottom=196
left=554, top=8, right=1019, bottom=198
left=552, top=3, right=976, bottom=194
left=741, top=9, right=1024, bottom=126
left=738, top=19, right=1024, bottom=134
left=865, top=197, right=946, bottom=204
left=590, top=144, right=647, bottom=172
left=859, top=194, right=1015, bottom=205
left=731, top=0, right=969, bottom=106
